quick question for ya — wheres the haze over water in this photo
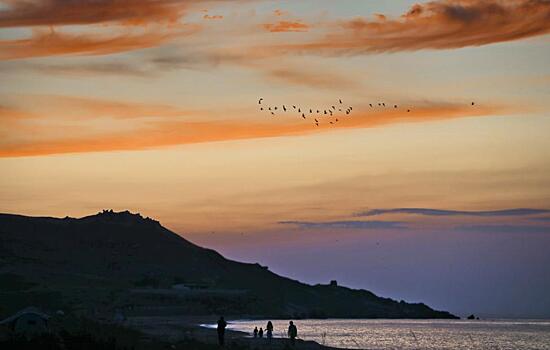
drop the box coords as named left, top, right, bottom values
left=226, top=319, right=550, bottom=350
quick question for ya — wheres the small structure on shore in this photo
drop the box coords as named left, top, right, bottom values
left=0, top=307, right=50, bottom=337
left=330, top=280, right=338, bottom=287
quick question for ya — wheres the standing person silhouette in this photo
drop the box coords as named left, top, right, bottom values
left=288, top=321, right=298, bottom=346
left=253, top=326, right=258, bottom=338
left=217, top=316, right=227, bottom=346
left=259, top=327, right=264, bottom=338
left=266, top=321, right=273, bottom=341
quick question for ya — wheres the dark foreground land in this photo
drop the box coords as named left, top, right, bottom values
left=0, top=314, right=337, bottom=350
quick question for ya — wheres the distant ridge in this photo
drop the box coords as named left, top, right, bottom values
left=0, top=210, right=458, bottom=319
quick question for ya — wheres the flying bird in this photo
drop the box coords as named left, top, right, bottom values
left=369, top=104, right=373, bottom=107
left=394, top=105, right=397, bottom=108
left=471, top=102, right=475, bottom=106
left=256, top=97, right=360, bottom=121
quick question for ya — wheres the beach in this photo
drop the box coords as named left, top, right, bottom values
left=126, top=315, right=338, bottom=349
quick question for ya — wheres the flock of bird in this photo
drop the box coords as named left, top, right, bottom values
left=258, top=98, right=476, bottom=127
left=258, top=98, right=355, bottom=126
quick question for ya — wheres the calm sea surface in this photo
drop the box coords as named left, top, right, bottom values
left=218, top=319, right=550, bottom=350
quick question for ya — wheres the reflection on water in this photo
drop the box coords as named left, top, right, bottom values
left=221, top=319, right=550, bottom=350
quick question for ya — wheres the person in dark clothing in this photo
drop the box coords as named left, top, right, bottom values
left=217, top=316, right=227, bottom=346
left=258, top=327, right=264, bottom=338
left=253, top=326, right=258, bottom=338
left=288, top=321, right=297, bottom=346
left=266, top=321, right=273, bottom=341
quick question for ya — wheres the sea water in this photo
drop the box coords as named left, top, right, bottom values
left=221, top=319, right=550, bottom=350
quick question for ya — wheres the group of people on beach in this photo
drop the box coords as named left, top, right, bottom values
left=216, top=317, right=298, bottom=347
left=252, top=320, right=273, bottom=339
left=253, top=320, right=298, bottom=346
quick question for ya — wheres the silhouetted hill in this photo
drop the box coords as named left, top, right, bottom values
left=0, top=211, right=458, bottom=319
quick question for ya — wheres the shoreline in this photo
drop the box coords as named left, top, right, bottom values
left=126, top=315, right=344, bottom=349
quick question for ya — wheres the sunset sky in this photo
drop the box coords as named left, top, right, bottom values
left=1, top=0, right=550, bottom=317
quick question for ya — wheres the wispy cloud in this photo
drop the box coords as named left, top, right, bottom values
left=0, top=61, right=153, bottom=77
left=0, top=98, right=512, bottom=157
left=0, top=0, right=189, bottom=27
left=1, top=95, right=195, bottom=120
left=263, top=20, right=309, bottom=33
left=2, top=50, right=236, bottom=76
left=1, top=0, right=547, bottom=74
left=262, top=65, right=358, bottom=90
left=355, top=208, right=550, bottom=217
left=0, top=28, right=189, bottom=61
left=278, top=220, right=405, bottom=229
left=203, top=14, right=223, bottom=20
left=279, top=211, right=550, bottom=232
left=0, top=104, right=39, bottom=120
left=0, top=0, right=207, bottom=60
left=269, top=0, right=550, bottom=54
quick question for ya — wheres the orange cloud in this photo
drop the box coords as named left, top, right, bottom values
left=272, top=0, right=550, bottom=53
left=203, top=14, right=223, bottom=20
left=0, top=101, right=512, bottom=157
left=0, top=0, right=206, bottom=60
left=347, top=0, right=550, bottom=51
left=0, top=105, right=42, bottom=140
left=0, top=0, right=188, bottom=27
left=2, top=94, right=198, bottom=120
left=0, top=28, right=187, bottom=60
left=264, top=21, right=309, bottom=33
left=274, top=9, right=290, bottom=17
left=0, top=104, right=39, bottom=120
left=264, top=66, right=358, bottom=90
left=5, top=61, right=153, bottom=77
